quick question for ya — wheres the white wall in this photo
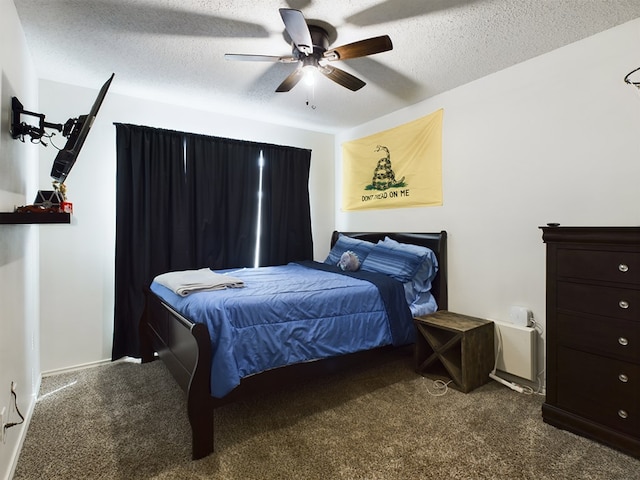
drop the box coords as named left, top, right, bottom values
left=0, top=0, right=40, bottom=478
left=37, top=82, right=335, bottom=372
left=336, top=18, right=640, bottom=383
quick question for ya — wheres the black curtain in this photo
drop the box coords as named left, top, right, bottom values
left=112, top=124, right=314, bottom=360
left=259, top=143, right=313, bottom=266
left=185, top=134, right=262, bottom=269
left=112, top=124, right=190, bottom=360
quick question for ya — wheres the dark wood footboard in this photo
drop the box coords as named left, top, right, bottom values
left=141, top=288, right=214, bottom=459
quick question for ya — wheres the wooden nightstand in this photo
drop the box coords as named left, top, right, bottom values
left=414, top=311, right=495, bottom=393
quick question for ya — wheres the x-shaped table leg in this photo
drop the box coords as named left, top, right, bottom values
left=416, top=323, right=463, bottom=387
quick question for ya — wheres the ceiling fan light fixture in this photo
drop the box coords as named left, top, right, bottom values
left=301, top=56, right=317, bottom=86
left=303, top=66, right=316, bottom=87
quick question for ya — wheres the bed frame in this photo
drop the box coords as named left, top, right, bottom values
left=139, top=231, right=447, bottom=459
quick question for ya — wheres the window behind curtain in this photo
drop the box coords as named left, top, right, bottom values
left=112, top=123, right=313, bottom=360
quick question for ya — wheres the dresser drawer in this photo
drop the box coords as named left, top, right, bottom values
left=557, top=347, right=639, bottom=436
left=557, top=313, right=639, bottom=362
left=558, top=249, right=640, bottom=285
left=557, top=281, right=639, bottom=322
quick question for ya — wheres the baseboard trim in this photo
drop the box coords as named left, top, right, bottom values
left=41, top=358, right=114, bottom=378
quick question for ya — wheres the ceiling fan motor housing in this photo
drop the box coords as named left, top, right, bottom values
left=295, top=25, right=330, bottom=66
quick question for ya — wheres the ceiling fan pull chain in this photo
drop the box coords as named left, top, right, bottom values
left=305, top=83, right=316, bottom=110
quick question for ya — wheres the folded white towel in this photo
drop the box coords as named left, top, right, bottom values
left=154, top=268, right=245, bottom=296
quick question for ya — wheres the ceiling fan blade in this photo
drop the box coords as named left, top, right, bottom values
left=276, top=69, right=305, bottom=92
left=319, top=65, right=366, bottom=91
left=323, top=35, right=392, bottom=61
left=279, top=8, right=313, bottom=55
left=285, top=0, right=312, bottom=8
left=225, top=54, right=297, bottom=63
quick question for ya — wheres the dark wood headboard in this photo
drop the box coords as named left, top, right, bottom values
left=331, top=231, right=448, bottom=311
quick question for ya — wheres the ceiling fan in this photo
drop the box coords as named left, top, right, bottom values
left=224, top=8, right=393, bottom=93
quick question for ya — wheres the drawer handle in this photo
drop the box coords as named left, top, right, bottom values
left=618, top=263, right=629, bottom=273
left=619, top=300, right=629, bottom=309
left=619, top=373, right=629, bottom=383
left=618, top=409, right=628, bottom=419
left=618, top=337, right=629, bottom=346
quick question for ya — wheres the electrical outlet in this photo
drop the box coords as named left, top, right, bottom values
left=0, top=406, right=6, bottom=443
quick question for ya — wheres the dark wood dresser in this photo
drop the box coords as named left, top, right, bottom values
left=541, top=226, right=640, bottom=458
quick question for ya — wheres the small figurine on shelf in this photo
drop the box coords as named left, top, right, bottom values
left=52, top=181, right=66, bottom=200
left=53, top=181, right=73, bottom=214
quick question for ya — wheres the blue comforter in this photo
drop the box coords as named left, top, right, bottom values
left=150, top=261, right=414, bottom=398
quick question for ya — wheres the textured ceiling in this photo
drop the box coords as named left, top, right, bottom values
left=12, top=0, right=640, bottom=133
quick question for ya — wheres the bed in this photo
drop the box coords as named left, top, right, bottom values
left=139, top=230, right=448, bottom=459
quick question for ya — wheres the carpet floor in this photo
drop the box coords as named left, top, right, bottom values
left=13, top=351, right=640, bottom=479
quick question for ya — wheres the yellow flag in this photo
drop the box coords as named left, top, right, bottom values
left=342, top=109, right=443, bottom=211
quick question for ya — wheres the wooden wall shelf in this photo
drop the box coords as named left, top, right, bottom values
left=0, top=212, right=71, bottom=224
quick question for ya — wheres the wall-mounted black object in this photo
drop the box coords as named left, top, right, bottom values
left=10, top=73, right=115, bottom=184
left=10, top=97, right=64, bottom=142
left=4, top=74, right=115, bottom=224
left=624, top=66, right=640, bottom=90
